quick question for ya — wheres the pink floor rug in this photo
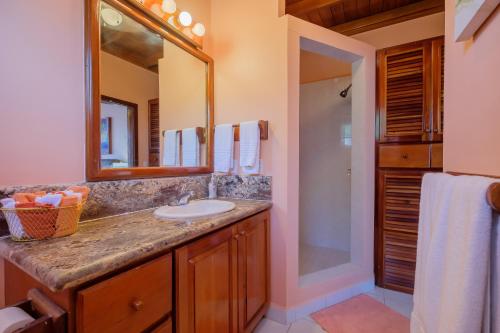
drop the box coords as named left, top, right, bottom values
left=311, top=295, right=410, bottom=333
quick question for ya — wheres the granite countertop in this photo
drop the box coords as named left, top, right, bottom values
left=0, top=199, right=272, bottom=292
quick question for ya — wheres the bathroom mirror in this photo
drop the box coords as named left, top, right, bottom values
left=86, top=0, right=213, bottom=181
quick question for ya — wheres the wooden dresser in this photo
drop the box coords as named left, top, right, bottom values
left=375, top=36, right=444, bottom=293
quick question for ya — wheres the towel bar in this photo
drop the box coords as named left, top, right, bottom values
left=487, top=183, right=500, bottom=213
left=161, top=127, right=206, bottom=144
left=447, top=171, right=500, bottom=213
left=232, top=120, right=269, bottom=141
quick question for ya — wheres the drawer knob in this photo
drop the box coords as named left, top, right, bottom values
left=131, top=299, right=144, bottom=311
left=402, top=154, right=409, bottom=160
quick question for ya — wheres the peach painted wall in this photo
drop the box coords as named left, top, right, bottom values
left=0, top=1, right=212, bottom=186
left=210, top=0, right=289, bottom=306
left=211, top=1, right=376, bottom=311
left=0, top=0, right=85, bottom=186
left=158, top=41, right=207, bottom=165
left=100, top=51, right=159, bottom=167
left=287, top=17, right=375, bottom=309
left=352, top=12, right=445, bottom=49
left=443, top=5, right=500, bottom=176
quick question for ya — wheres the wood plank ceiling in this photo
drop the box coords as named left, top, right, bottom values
left=285, top=0, right=444, bottom=35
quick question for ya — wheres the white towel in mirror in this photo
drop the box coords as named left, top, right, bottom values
left=239, top=121, right=260, bottom=174
left=214, top=124, right=234, bottom=173
left=163, top=130, right=180, bottom=166
left=182, top=128, right=200, bottom=167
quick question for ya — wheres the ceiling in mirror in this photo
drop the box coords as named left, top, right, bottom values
left=101, top=2, right=164, bottom=72
left=98, top=0, right=209, bottom=171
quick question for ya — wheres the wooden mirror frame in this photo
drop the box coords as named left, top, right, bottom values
left=85, top=0, right=214, bottom=181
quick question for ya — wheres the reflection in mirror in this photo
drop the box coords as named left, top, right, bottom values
left=99, top=1, right=208, bottom=169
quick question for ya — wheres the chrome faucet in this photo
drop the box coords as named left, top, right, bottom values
left=168, top=186, right=194, bottom=206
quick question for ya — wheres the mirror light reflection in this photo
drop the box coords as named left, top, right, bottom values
left=99, top=1, right=208, bottom=169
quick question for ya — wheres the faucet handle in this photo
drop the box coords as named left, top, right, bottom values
left=178, top=191, right=194, bottom=206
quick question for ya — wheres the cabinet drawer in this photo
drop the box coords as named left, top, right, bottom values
left=77, top=254, right=172, bottom=333
left=379, top=144, right=430, bottom=168
left=151, top=318, right=172, bottom=333
left=431, top=143, right=443, bottom=168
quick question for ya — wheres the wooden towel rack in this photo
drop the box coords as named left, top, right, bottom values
left=162, top=127, right=206, bottom=144
left=227, top=120, right=269, bottom=141
left=448, top=171, right=500, bottom=213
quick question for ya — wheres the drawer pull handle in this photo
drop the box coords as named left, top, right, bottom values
left=131, top=299, right=144, bottom=311
left=234, top=234, right=240, bottom=240
left=402, top=154, right=409, bottom=160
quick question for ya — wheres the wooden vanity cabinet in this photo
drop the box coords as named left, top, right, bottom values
left=176, top=210, right=270, bottom=333
left=2, top=210, right=270, bottom=333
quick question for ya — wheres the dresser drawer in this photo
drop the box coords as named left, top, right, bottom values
left=431, top=143, right=443, bottom=168
left=379, top=144, right=430, bottom=168
left=151, top=318, right=172, bottom=333
left=77, top=254, right=172, bottom=333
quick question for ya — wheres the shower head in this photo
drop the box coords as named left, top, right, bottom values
left=340, top=84, right=352, bottom=98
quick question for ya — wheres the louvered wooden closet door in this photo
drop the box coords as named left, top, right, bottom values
left=432, top=38, right=444, bottom=141
left=376, top=170, right=424, bottom=293
left=378, top=41, right=432, bottom=143
left=149, top=98, right=160, bottom=166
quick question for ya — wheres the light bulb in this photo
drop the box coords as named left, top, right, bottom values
left=192, top=23, right=205, bottom=37
left=150, top=3, right=163, bottom=17
left=161, top=0, right=177, bottom=14
left=168, top=16, right=179, bottom=28
left=178, top=11, right=192, bottom=27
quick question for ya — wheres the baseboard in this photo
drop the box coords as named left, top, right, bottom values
left=265, top=278, right=375, bottom=325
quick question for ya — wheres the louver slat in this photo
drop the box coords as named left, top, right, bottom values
left=386, top=49, right=424, bottom=137
left=379, top=171, right=424, bottom=293
left=378, top=42, right=434, bottom=143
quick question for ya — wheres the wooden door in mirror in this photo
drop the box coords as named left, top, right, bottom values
left=85, top=0, right=214, bottom=181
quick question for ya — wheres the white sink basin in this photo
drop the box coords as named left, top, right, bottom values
left=154, top=200, right=236, bottom=219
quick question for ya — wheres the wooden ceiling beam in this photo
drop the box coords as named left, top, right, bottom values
left=330, top=0, right=444, bottom=36
left=286, top=0, right=343, bottom=16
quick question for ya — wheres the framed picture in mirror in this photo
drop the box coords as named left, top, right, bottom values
left=85, top=0, right=214, bottom=181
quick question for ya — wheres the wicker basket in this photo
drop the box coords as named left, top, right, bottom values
left=0, top=202, right=85, bottom=242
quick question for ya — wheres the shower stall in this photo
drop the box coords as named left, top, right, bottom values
left=299, top=51, right=353, bottom=277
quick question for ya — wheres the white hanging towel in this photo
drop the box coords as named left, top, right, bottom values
left=162, top=130, right=180, bottom=166
left=182, top=128, right=200, bottom=167
left=214, top=124, right=235, bottom=173
left=239, top=121, right=260, bottom=175
left=411, top=173, right=498, bottom=333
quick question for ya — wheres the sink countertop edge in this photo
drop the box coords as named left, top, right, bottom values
left=0, top=199, right=272, bottom=292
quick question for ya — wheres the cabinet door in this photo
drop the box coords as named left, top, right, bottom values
left=377, top=41, right=433, bottom=143
left=176, top=227, right=238, bottom=333
left=236, top=211, right=270, bottom=333
left=376, top=170, right=424, bottom=293
left=431, top=37, right=444, bottom=142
